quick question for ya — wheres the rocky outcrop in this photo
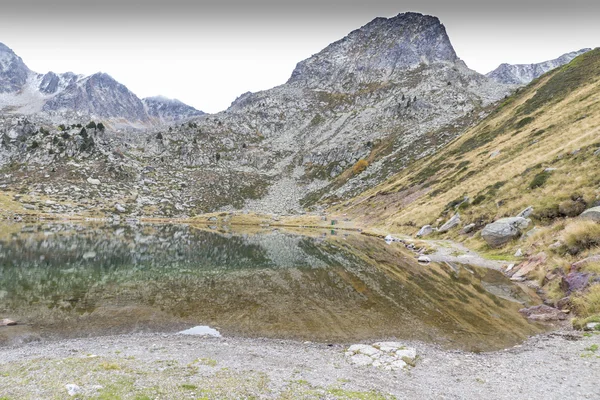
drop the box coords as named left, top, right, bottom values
left=486, top=49, right=591, bottom=85
left=481, top=217, right=530, bottom=247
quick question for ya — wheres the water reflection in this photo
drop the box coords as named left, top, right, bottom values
left=0, top=222, right=545, bottom=351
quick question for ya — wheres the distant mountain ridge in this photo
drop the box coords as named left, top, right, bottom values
left=486, top=48, right=592, bottom=85
left=0, top=43, right=203, bottom=125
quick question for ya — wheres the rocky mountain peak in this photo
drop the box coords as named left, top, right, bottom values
left=486, top=48, right=592, bottom=85
left=0, top=42, right=31, bottom=93
left=288, top=12, right=458, bottom=90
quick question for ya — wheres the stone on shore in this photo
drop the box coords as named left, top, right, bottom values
left=346, top=342, right=417, bottom=370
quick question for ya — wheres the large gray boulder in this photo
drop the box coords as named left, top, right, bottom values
left=580, top=207, right=600, bottom=222
left=481, top=217, right=530, bottom=247
left=438, top=214, right=460, bottom=233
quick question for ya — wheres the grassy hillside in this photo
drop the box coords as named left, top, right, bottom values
left=335, top=49, right=600, bottom=326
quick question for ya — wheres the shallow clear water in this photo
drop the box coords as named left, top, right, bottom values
left=0, top=222, right=546, bottom=351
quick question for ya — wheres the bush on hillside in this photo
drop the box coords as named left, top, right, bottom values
left=352, top=159, right=369, bottom=175
left=563, top=220, right=600, bottom=254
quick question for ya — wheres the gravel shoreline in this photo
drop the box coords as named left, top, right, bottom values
left=0, top=329, right=599, bottom=399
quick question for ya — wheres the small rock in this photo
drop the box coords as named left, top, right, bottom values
left=395, top=348, right=417, bottom=359
left=22, top=204, right=36, bottom=210
left=564, top=272, right=595, bottom=294
left=462, top=223, right=476, bottom=234
left=87, top=177, right=101, bottom=185
left=0, top=319, right=17, bottom=326
left=514, top=248, right=523, bottom=257
left=114, top=204, right=127, bottom=213
left=489, top=150, right=500, bottom=158
left=585, top=322, right=600, bottom=331
left=516, top=206, right=534, bottom=218
left=519, top=304, right=567, bottom=321
left=82, top=251, right=96, bottom=260
left=350, top=354, right=374, bottom=366
left=438, top=214, right=461, bottom=233
left=580, top=206, right=600, bottom=222
left=416, top=225, right=434, bottom=237
left=65, top=384, right=81, bottom=396
left=418, top=255, right=431, bottom=264
left=571, top=255, right=600, bottom=271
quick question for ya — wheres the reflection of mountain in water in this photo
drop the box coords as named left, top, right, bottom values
left=0, top=222, right=545, bottom=351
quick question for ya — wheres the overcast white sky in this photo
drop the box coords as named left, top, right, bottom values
left=0, top=0, right=597, bottom=113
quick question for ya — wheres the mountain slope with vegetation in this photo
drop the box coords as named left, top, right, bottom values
left=336, top=48, right=600, bottom=327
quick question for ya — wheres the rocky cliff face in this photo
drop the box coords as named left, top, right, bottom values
left=0, top=44, right=201, bottom=126
left=0, top=43, right=30, bottom=93
left=0, top=12, right=513, bottom=218
left=486, top=48, right=592, bottom=85
left=288, top=13, right=458, bottom=89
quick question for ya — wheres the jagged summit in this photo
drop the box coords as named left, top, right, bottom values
left=288, top=12, right=458, bottom=89
left=0, top=43, right=200, bottom=125
left=486, top=48, right=592, bottom=85
left=0, top=42, right=30, bottom=93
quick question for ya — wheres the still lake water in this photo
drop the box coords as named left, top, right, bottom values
left=0, top=222, right=546, bottom=351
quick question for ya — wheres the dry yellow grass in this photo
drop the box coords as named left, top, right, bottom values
left=336, top=51, right=600, bottom=243
left=562, top=220, right=600, bottom=252
left=572, top=284, right=600, bottom=320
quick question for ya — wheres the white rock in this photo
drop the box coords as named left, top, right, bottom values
left=514, top=249, right=523, bottom=257
left=390, top=359, right=408, bottom=370
left=87, top=177, right=101, bottom=185
left=506, top=263, right=515, bottom=272
left=585, top=322, right=600, bottom=331
left=373, top=341, right=402, bottom=352
left=178, top=325, right=221, bottom=337
left=347, top=344, right=372, bottom=353
left=66, top=384, right=81, bottom=396
left=82, top=251, right=96, bottom=260
left=350, top=354, right=374, bottom=366
left=396, top=348, right=417, bottom=359
left=114, top=204, right=127, bottom=213
left=418, top=255, right=431, bottom=263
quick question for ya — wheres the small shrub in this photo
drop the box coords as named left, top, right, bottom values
left=352, top=159, right=369, bottom=175
left=86, top=121, right=97, bottom=130
left=516, top=116, right=534, bottom=129
left=472, top=195, right=486, bottom=206
left=559, top=199, right=587, bottom=217
left=529, top=171, right=551, bottom=189
left=572, top=284, right=600, bottom=320
left=563, top=220, right=600, bottom=253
